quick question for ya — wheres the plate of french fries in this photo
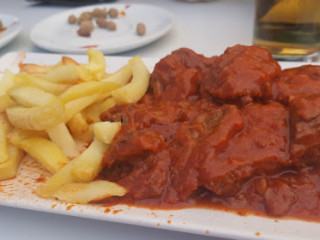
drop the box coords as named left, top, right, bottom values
left=0, top=51, right=319, bottom=240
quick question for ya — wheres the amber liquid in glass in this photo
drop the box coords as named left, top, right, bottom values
left=253, top=0, right=320, bottom=60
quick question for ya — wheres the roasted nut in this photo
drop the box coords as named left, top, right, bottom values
left=68, top=15, right=77, bottom=24
left=96, top=18, right=108, bottom=28
left=108, top=8, right=118, bottom=18
left=136, top=23, right=146, bottom=36
left=92, top=8, right=107, bottom=18
left=106, top=21, right=117, bottom=31
left=77, top=20, right=94, bottom=37
left=81, top=20, right=94, bottom=32
left=77, top=27, right=91, bottom=37
left=78, top=12, right=93, bottom=23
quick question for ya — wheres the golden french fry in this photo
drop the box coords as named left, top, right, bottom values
left=14, top=73, right=72, bottom=95
left=8, top=86, right=59, bottom=107
left=36, top=137, right=108, bottom=198
left=93, top=121, right=121, bottom=145
left=14, top=137, right=69, bottom=174
left=0, top=114, right=11, bottom=163
left=6, top=103, right=65, bottom=131
left=46, top=123, right=79, bottom=159
left=0, top=143, right=24, bottom=181
left=70, top=137, right=109, bottom=183
left=19, top=63, right=58, bottom=76
left=44, top=65, right=79, bottom=84
left=0, top=94, right=15, bottom=113
left=52, top=180, right=127, bottom=204
left=59, top=81, right=120, bottom=103
left=102, top=64, right=132, bottom=86
left=64, top=94, right=99, bottom=122
left=7, top=128, right=48, bottom=145
left=83, top=48, right=106, bottom=81
left=0, top=69, right=15, bottom=95
left=67, top=112, right=89, bottom=137
left=111, top=56, right=150, bottom=104
left=61, top=56, right=79, bottom=66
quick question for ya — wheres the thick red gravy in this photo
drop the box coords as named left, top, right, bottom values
left=99, top=45, right=320, bottom=221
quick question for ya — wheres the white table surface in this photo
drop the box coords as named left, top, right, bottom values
left=0, top=0, right=255, bottom=239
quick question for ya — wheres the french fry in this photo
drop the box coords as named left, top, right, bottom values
left=0, top=143, right=24, bottom=180
left=102, top=64, right=132, bottom=86
left=93, top=121, right=121, bottom=145
left=70, top=137, right=109, bottom=183
left=46, top=123, right=79, bottom=158
left=44, top=65, right=80, bottom=84
left=14, top=73, right=72, bottom=95
left=111, top=56, right=150, bottom=104
left=19, top=63, right=59, bottom=76
left=0, top=114, right=11, bottom=163
left=83, top=48, right=106, bottom=81
left=83, top=97, right=114, bottom=123
left=8, top=86, right=59, bottom=107
left=36, top=137, right=108, bottom=198
left=64, top=94, right=99, bottom=122
left=0, top=69, right=15, bottom=95
left=67, top=113, right=89, bottom=137
left=0, top=94, right=15, bottom=113
left=14, top=137, right=69, bottom=174
left=59, top=81, right=120, bottom=103
left=52, top=180, right=127, bottom=204
left=61, top=56, right=79, bottom=66
left=7, top=128, right=48, bottom=145
left=6, top=103, right=65, bottom=131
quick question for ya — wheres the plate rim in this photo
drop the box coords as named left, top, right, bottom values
left=30, top=3, right=174, bottom=54
left=0, top=13, right=22, bottom=49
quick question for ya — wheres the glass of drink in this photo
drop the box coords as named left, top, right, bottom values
left=253, top=0, right=320, bottom=60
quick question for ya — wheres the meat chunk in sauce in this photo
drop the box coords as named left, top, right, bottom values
left=99, top=45, right=320, bottom=220
left=290, top=94, right=320, bottom=166
left=200, top=45, right=281, bottom=101
left=146, top=48, right=216, bottom=102
left=273, top=65, right=320, bottom=104
left=197, top=102, right=290, bottom=196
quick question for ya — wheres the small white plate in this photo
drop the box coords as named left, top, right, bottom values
left=0, top=14, right=22, bottom=49
left=30, top=4, right=174, bottom=54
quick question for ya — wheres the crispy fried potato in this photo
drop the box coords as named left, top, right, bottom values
left=8, top=86, right=59, bottom=107
left=46, top=123, right=79, bottom=158
left=102, top=64, right=132, bottom=86
left=0, top=144, right=24, bottom=180
left=0, top=94, right=15, bottom=113
left=70, top=137, right=109, bottom=183
left=0, top=114, right=11, bottom=163
left=44, top=65, right=79, bottom=84
left=111, top=56, right=150, bottom=104
left=19, top=63, right=58, bottom=76
left=83, top=97, right=115, bottom=123
left=67, top=112, right=89, bottom=137
left=59, top=81, right=120, bottom=103
left=93, top=121, right=121, bottom=144
left=61, top=56, right=79, bottom=66
left=15, top=73, right=72, bottom=95
left=83, top=48, right=106, bottom=81
left=6, top=103, right=65, bottom=131
left=52, top=180, right=127, bottom=204
left=0, top=70, right=15, bottom=96
left=36, top=137, right=108, bottom=198
left=7, top=128, right=48, bottom=145
left=14, top=137, right=69, bottom=174
left=64, top=94, right=99, bottom=122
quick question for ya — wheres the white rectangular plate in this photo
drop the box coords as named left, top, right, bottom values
left=0, top=52, right=319, bottom=240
